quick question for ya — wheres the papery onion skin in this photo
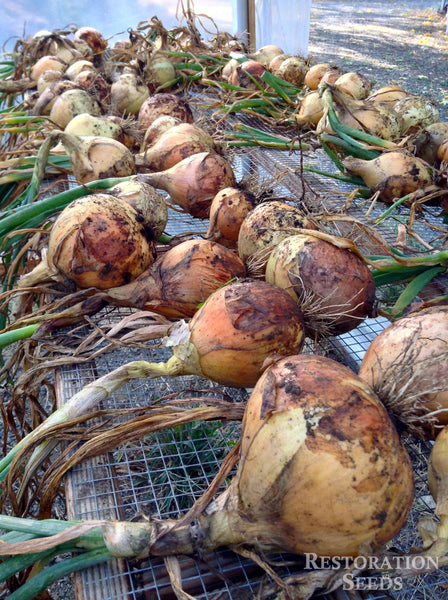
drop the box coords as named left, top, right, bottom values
left=186, top=279, right=306, bottom=387
left=265, top=234, right=376, bottom=336
left=47, top=194, right=156, bottom=290
left=105, top=238, right=246, bottom=319
left=138, top=93, right=194, bottom=131
left=201, top=355, right=413, bottom=557
left=358, top=306, right=448, bottom=439
left=205, top=187, right=256, bottom=248
left=304, top=63, right=331, bottom=90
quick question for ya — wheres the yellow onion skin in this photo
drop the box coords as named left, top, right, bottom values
left=265, top=234, right=376, bottom=337
left=32, top=80, right=79, bottom=116
left=358, top=306, right=448, bottom=440
left=47, top=194, right=156, bottom=290
left=141, top=152, right=236, bottom=219
left=230, top=60, right=267, bottom=89
left=342, top=151, right=433, bottom=204
left=204, top=355, right=413, bottom=557
left=187, top=279, right=306, bottom=387
left=237, top=200, right=316, bottom=273
left=394, top=94, right=440, bottom=133
left=49, top=88, right=102, bottom=129
left=136, top=123, right=215, bottom=172
left=105, top=238, right=246, bottom=319
left=205, top=187, right=256, bottom=248
left=437, top=137, right=448, bottom=163
left=366, top=84, right=409, bottom=107
left=334, top=71, right=371, bottom=100
left=138, top=93, right=194, bottom=131
left=295, top=91, right=324, bottom=127
left=304, top=62, right=331, bottom=90
left=415, top=122, right=448, bottom=165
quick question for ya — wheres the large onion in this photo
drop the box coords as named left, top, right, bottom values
left=49, top=88, right=102, bottom=129
left=103, top=238, right=247, bottom=319
left=358, top=306, right=448, bottom=439
left=141, top=151, right=236, bottom=219
left=394, top=94, right=440, bottom=133
left=110, top=72, right=150, bottom=115
left=342, top=150, right=433, bottom=203
left=138, top=93, right=194, bottom=131
left=18, top=194, right=156, bottom=291
left=237, top=200, right=316, bottom=274
left=205, top=186, right=256, bottom=248
left=265, top=233, right=376, bottom=337
left=334, top=71, right=371, bottom=100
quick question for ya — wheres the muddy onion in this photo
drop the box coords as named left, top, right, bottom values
left=110, top=72, right=150, bottom=115
left=265, top=234, right=376, bottom=337
left=205, top=187, right=256, bottom=248
left=342, top=150, right=433, bottom=203
left=237, top=200, right=316, bottom=274
left=141, top=151, right=236, bottom=219
left=104, top=238, right=246, bottom=319
left=230, top=60, right=267, bottom=89
left=49, top=88, right=102, bottom=129
left=189, top=354, right=414, bottom=557
left=138, top=93, right=194, bottom=131
left=358, top=306, right=448, bottom=439
left=415, top=122, right=448, bottom=165
left=394, top=94, right=440, bottom=133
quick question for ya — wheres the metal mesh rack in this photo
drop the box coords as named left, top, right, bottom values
left=53, top=133, right=448, bottom=600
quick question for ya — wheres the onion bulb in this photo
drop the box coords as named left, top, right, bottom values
left=63, top=113, right=125, bottom=142
left=271, top=56, right=306, bottom=87
left=49, top=88, right=102, bottom=129
left=358, top=306, right=448, bottom=439
left=319, top=66, right=344, bottom=85
left=334, top=71, right=371, bottom=100
left=135, top=122, right=216, bottom=171
left=110, top=72, right=150, bottom=115
left=394, top=94, right=440, bottom=133
left=141, top=151, right=236, bottom=219
left=33, top=80, right=79, bottom=116
left=205, top=187, right=256, bottom=248
left=304, top=62, right=331, bottom=90
left=73, top=27, right=108, bottom=55
left=428, top=425, right=448, bottom=538
left=249, top=44, right=284, bottom=66
left=64, top=59, right=96, bottom=80
left=145, top=55, right=176, bottom=90
left=104, top=238, right=246, bottom=319
left=141, top=115, right=182, bottom=148
left=108, top=179, right=167, bottom=241
left=138, top=93, right=194, bottom=131
left=237, top=200, right=316, bottom=274
left=36, top=69, right=65, bottom=95
left=342, top=150, right=433, bottom=203
left=295, top=91, right=324, bottom=127
left=30, top=55, right=66, bottom=81
left=265, top=233, right=376, bottom=337
left=195, top=354, right=413, bottom=557
left=230, top=60, right=267, bottom=89
left=366, top=84, right=409, bottom=107
left=57, top=132, right=136, bottom=185
left=415, top=122, right=448, bottom=165
left=18, top=194, right=156, bottom=291
left=437, top=138, right=448, bottom=163
left=221, top=58, right=240, bottom=82
left=73, top=69, right=110, bottom=102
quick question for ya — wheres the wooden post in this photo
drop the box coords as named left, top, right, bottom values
left=247, top=0, right=256, bottom=52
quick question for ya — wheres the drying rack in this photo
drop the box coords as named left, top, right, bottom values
left=53, top=129, right=448, bottom=600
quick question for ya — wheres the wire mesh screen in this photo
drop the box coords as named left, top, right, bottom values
left=54, top=133, right=448, bottom=599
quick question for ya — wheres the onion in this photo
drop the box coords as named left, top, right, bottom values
left=32, top=80, right=79, bottom=116
left=271, top=56, right=306, bottom=87
left=358, top=306, right=448, bottom=439
left=366, top=84, right=409, bottom=107
left=295, top=91, right=324, bottom=127
left=342, top=150, right=433, bottom=204
left=221, top=57, right=240, bottom=82
left=334, top=71, right=371, bottom=100
left=135, top=122, right=216, bottom=171
left=141, top=115, right=182, bottom=149
left=319, top=66, right=344, bottom=85
left=30, top=55, right=66, bottom=81
left=196, top=354, right=413, bottom=557
left=304, top=62, right=331, bottom=90
left=18, top=194, right=156, bottom=291
left=36, top=69, right=65, bottom=95
left=73, top=69, right=110, bottom=103
left=110, top=72, right=150, bottom=115
left=205, top=186, right=256, bottom=248
left=249, top=44, right=284, bottom=66
left=268, top=53, right=292, bottom=72
left=428, top=425, right=448, bottom=538
left=108, top=179, right=167, bottom=241
left=138, top=93, right=194, bottom=131
left=57, top=132, right=136, bottom=185
left=437, top=138, right=448, bottom=163
left=49, top=88, right=102, bottom=129
left=415, top=122, right=448, bottom=165
left=265, top=233, right=376, bottom=337
left=394, top=94, right=440, bottom=133
left=230, top=60, right=267, bottom=89
left=73, top=26, right=108, bottom=55
left=145, top=55, right=176, bottom=90
left=237, top=200, right=316, bottom=274
left=141, top=151, right=236, bottom=219
left=63, top=113, right=126, bottom=142
left=104, top=238, right=247, bottom=319
left=64, top=59, right=96, bottom=80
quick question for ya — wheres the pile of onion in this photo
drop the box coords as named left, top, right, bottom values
left=265, top=233, right=376, bottom=337
left=18, top=194, right=156, bottom=291
left=358, top=306, right=448, bottom=439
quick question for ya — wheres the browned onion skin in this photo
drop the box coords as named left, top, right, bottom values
left=205, top=187, right=256, bottom=248
left=138, top=93, right=194, bottom=131
left=104, top=238, right=246, bottom=319
left=187, top=279, right=306, bottom=387
left=265, top=234, right=377, bottom=336
left=47, top=194, right=156, bottom=290
left=358, top=306, right=448, bottom=439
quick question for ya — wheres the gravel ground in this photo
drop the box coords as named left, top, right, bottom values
left=308, top=0, right=448, bottom=116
